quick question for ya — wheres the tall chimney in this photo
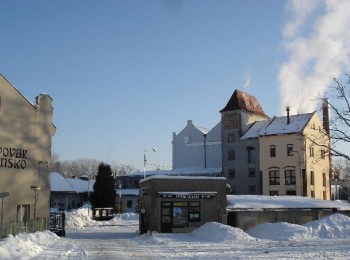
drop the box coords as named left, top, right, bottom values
left=286, top=106, right=290, bottom=125
left=322, top=99, right=330, bottom=136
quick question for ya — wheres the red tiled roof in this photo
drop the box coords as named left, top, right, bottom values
left=220, top=89, right=267, bottom=116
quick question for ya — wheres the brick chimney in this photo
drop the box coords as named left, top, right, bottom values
left=286, top=106, right=290, bottom=125
left=322, top=99, right=330, bottom=136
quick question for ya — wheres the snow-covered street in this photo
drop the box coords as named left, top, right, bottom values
left=2, top=207, right=350, bottom=259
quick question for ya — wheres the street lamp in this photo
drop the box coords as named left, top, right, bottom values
left=144, top=147, right=157, bottom=178
left=30, top=185, right=41, bottom=219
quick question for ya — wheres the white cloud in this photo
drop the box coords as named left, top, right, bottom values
left=279, top=0, right=350, bottom=114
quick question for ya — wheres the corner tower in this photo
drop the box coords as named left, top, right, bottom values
left=220, top=90, right=269, bottom=194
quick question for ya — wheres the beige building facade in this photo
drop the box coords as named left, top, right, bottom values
left=0, top=74, right=55, bottom=224
left=257, top=112, right=330, bottom=199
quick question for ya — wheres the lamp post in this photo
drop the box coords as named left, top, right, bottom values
left=118, top=181, right=122, bottom=213
left=87, top=179, right=90, bottom=216
left=30, top=186, right=41, bottom=219
left=203, top=133, right=207, bottom=169
left=143, top=147, right=157, bottom=178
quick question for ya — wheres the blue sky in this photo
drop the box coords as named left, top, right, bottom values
left=1, top=0, right=349, bottom=170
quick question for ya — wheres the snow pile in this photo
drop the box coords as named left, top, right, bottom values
left=305, top=213, right=350, bottom=239
left=247, top=213, right=350, bottom=241
left=65, top=207, right=139, bottom=229
left=65, top=207, right=94, bottom=229
left=0, top=231, right=60, bottom=258
left=192, top=222, right=255, bottom=242
left=247, top=222, right=310, bottom=241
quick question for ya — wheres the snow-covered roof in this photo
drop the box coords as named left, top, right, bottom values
left=241, top=113, right=315, bottom=139
left=50, top=172, right=94, bottom=193
left=194, top=125, right=209, bottom=135
left=241, top=120, right=270, bottom=139
left=66, top=178, right=95, bottom=193
left=123, top=167, right=222, bottom=177
left=50, top=172, right=76, bottom=192
left=140, top=175, right=226, bottom=184
left=116, top=189, right=139, bottom=196
left=227, top=195, right=350, bottom=211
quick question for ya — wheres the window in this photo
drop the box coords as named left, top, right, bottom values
left=323, top=191, right=327, bottom=200
left=270, top=145, right=276, bottom=157
left=270, top=190, right=279, bottom=196
left=228, top=150, right=235, bottom=161
left=321, top=150, right=326, bottom=159
left=133, top=180, right=139, bottom=188
left=287, top=145, right=293, bottom=156
left=173, top=202, right=188, bottom=227
left=269, top=170, right=280, bottom=185
left=189, top=202, right=200, bottom=222
left=285, top=169, right=296, bottom=185
left=323, top=172, right=327, bottom=187
left=228, top=169, right=235, bottom=179
left=248, top=168, right=255, bottom=178
left=247, top=147, right=254, bottom=163
left=311, top=171, right=314, bottom=185
left=127, top=200, right=133, bottom=208
left=310, top=146, right=314, bottom=157
left=227, top=133, right=235, bottom=143
left=248, top=185, right=256, bottom=194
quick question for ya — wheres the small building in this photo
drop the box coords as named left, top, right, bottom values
left=50, top=172, right=94, bottom=210
left=138, top=176, right=227, bottom=234
left=226, top=195, right=350, bottom=231
left=114, top=167, right=223, bottom=213
left=115, top=188, right=139, bottom=213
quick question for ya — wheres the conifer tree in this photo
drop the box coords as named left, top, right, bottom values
left=91, top=163, right=116, bottom=209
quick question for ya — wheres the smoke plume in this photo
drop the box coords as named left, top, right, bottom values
left=279, top=0, right=350, bottom=114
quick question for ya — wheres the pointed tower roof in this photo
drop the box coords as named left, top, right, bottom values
left=220, top=89, right=267, bottom=116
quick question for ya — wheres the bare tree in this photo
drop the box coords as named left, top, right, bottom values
left=50, top=154, right=136, bottom=179
left=320, top=75, right=350, bottom=161
left=333, top=157, right=350, bottom=180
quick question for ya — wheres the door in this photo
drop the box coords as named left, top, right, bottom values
left=160, top=202, right=172, bottom=233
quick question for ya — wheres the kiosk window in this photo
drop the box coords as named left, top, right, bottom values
left=189, top=202, right=200, bottom=222
left=173, top=202, right=188, bottom=227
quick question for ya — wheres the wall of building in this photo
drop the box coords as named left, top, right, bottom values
left=228, top=209, right=339, bottom=231
left=172, top=120, right=221, bottom=169
left=221, top=110, right=267, bottom=194
left=0, top=75, right=55, bottom=223
left=303, top=114, right=330, bottom=199
left=260, top=113, right=330, bottom=199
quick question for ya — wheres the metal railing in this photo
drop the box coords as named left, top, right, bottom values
left=0, top=218, right=48, bottom=239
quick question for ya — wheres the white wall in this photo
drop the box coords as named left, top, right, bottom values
left=172, top=120, right=221, bottom=169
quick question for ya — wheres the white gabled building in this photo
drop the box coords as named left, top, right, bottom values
left=172, top=120, right=222, bottom=169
